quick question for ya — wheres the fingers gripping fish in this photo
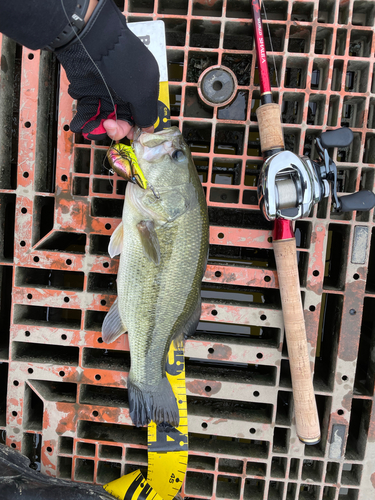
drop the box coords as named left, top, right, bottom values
left=102, top=127, right=209, bottom=427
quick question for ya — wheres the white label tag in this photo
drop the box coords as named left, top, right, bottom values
left=128, top=20, right=168, bottom=82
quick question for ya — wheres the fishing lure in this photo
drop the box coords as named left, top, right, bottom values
left=107, top=143, right=148, bottom=190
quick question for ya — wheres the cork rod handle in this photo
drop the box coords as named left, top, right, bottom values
left=273, top=237, right=321, bottom=444
left=256, top=103, right=284, bottom=153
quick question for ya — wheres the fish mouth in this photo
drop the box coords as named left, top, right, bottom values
left=133, top=126, right=181, bottom=148
left=133, top=126, right=183, bottom=163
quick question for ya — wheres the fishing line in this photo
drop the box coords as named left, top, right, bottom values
left=60, top=1, right=163, bottom=200
left=261, top=1, right=284, bottom=123
left=60, top=0, right=118, bottom=123
left=261, top=1, right=280, bottom=89
left=59, top=0, right=118, bottom=185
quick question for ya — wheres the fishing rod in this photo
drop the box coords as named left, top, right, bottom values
left=250, top=0, right=320, bottom=445
left=250, top=1, right=375, bottom=445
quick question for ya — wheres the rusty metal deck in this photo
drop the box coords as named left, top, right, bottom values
left=1, top=0, right=375, bottom=498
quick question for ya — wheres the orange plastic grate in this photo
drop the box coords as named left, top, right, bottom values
left=1, top=0, right=375, bottom=499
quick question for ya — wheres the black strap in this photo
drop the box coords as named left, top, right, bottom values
left=44, top=0, right=91, bottom=51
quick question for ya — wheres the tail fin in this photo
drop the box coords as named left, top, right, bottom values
left=128, top=377, right=179, bottom=428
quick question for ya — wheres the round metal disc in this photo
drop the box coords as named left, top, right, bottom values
left=200, top=68, right=236, bottom=104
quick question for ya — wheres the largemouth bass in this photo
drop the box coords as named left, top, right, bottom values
left=102, top=127, right=209, bottom=427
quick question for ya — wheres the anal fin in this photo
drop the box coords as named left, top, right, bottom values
left=184, top=296, right=202, bottom=339
left=171, top=296, right=202, bottom=349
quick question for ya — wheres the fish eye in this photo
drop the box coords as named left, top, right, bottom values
left=172, top=149, right=185, bottom=162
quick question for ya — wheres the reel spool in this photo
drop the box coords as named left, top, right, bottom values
left=258, top=128, right=375, bottom=221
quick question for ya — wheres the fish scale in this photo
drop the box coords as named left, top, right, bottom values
left=119, top=188, right=206, bottom=391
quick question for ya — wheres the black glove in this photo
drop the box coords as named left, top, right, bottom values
left=56, top=0, right=159, bottom=140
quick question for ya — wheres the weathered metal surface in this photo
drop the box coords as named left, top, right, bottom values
left=1, top=0, right=375, bottom=498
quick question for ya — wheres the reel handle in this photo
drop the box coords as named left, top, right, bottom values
left=319, top=127, right=354, bottom=149
left=338, top=190, right=375, bottom=212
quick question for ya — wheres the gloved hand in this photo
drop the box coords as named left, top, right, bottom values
left=56, top=0, right=159, bottom=140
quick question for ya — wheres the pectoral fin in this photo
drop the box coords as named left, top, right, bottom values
left=102, top=299, right=127, bottom=343
left=137, top=220, right=160, bottom=265
left=108, top=222, right=124, bottom=258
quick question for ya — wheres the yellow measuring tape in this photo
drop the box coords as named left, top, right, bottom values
left=147, top=345, right=188, bottom=498
left=103, top=23, right=188, bottom=499
left=103, top=344, right=188, bottom=500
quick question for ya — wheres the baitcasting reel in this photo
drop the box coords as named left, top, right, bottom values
left=258, top=128, right=375, bottom=221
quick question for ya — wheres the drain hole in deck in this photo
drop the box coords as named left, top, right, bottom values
left=35, top=231, right=86, bottom=253
left=83, top=348, right=130, bottom=371
left=80, top=385, right=129, bottom=407
left=78, top=420, right=147, bottom=445
left=187, top=396, right=273, bottom=423
left=13, top=341, right=79, bottom=366
left=186, top=358, right=276, bottom=386
left=0, top=195, right=16, bottom=261
left=13, top=305, right=81, bottom=330
left=195, top=318, right=280, bottom=348
left=0, top=363, right=9, bottom=426
left=15, top=268, right=84, bottom=290
left=23, top=384, right=44, bottom=431
left=27, top=380, right=77, bottom=403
